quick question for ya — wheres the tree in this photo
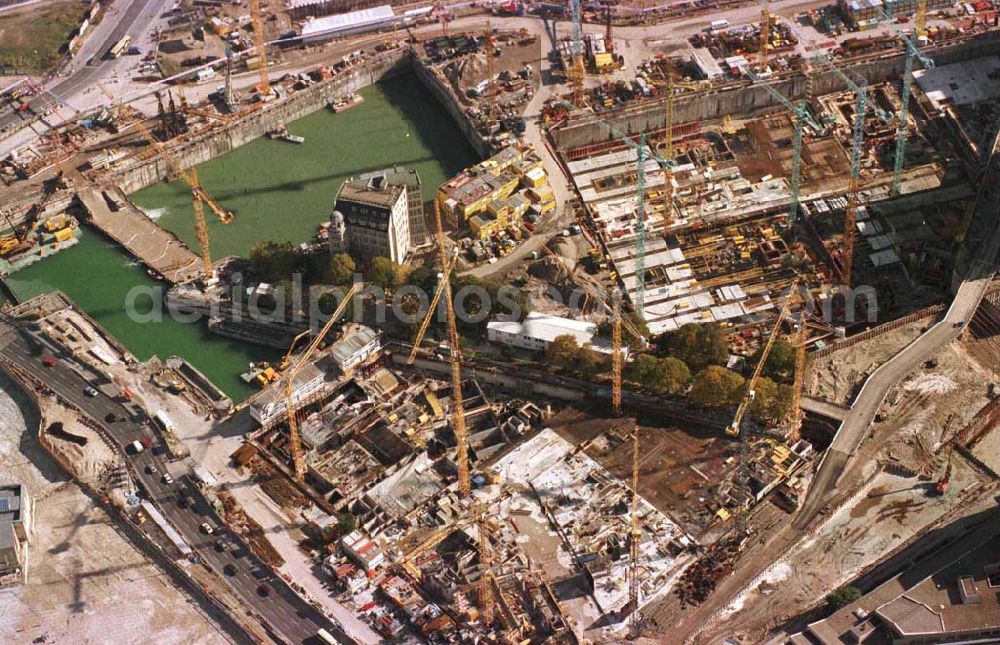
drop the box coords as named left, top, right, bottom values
left=689, top=366, right=745, bottom=408
left=628, top=355, right=690, bottom=394
left=574, top=347, right=607, bottom=378
left=247, top=241, right=299, bottom=283
left=656, top=356, right=691, bottom=395
left=547, top=334, right=580, bottom=366
left=336, top=512, right=357, bottom=535
left=753, top=339, right=796, bottom=383
left=748, top=376, right=779, bottom=420
left=326, top=253, right=355, bottom=286
left=655, top=323, right=729, bottom=372
left=826, top=586, right=862, bottom=609
left=368, top=256, right=404, bottom=291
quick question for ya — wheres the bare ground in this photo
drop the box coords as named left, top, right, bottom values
left=0, top=373, right=225, bottom=644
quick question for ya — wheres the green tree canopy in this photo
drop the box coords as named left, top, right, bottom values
left=547, top=334, right=580, bottom=366
left=574, top=347, right=608, bottom=378
left=689, top=366, right=745, bottom=408
left=627, top=355, right=690, bottom=394
left=326, top=253, right=356, bottom=286
left=247, top=241, right=299, bottom=283
left=826, top=586, right=862, bottom=609
left=368, top=256, right=405, bottom=291
left=655, top=323, right=729, bottom=372
left=753, top=339, right=796, bottom=383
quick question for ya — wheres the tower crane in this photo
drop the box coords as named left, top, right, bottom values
left=435, top=201, right=471, bottom=496
left=744, top=69, right=823, bottom=221
left=189, top=166, right=215, bottom=280
left=249, top=0, right=271, bottom=98
left=786, top=317, right=808, bottom=443
left=407, top=248, right=459, bottom=364
left=868, top=3, right=935, bottom=194
left=760, top=0, right=771, bottom=71
left=660, top=69, right=702, bottom=226
left=476, top=501, right=495, bottom=628
left=278, top=282, right=359, bottom=480
left=130, top=120, right=233, bottom=279
left=627, top=422, right=642, bottom=636
left=132, top=119, right=234, bottom=224
left=568, top=0, right=586, bottom=106
left=809, top=57, right=893, bottom=286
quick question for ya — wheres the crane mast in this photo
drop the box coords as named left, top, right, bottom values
left=250, top=0, right=271, bottom=97
left=407, top=250, right=459, bottom=364
left=760, top=0, right=770, bottom=70
left=627, top=424, right=642, bottom=635
left=189, top=167, right=214, bottom=280
left=280, top=283, right=359, bottom=480
left=476, top=503, right=495, bottom=628
left=435, top=202, right=471, bottom=495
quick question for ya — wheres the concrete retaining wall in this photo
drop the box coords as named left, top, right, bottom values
left=410, top=58, right=491, bottom=157
left=551, top=36, right=1000, bottom=151
left=113, top=49, right=413, bottom=195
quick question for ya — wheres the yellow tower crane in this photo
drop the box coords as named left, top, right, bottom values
left=787, top=317, right=808, bottom=443
left=916, top=0, right=928, bottom=41
left=131, top=120, right=233, bottom=280
left=612, top=295, right=623, bottom=415
left=189, top=167, right=214, bottom=280
left=279, top=283, right=359, bottom=480
left=760, top=0, right=771, bottom=71
left=660, top=71, right=702, bottom=226
left=476, top=501, right=495, bottom=628
left=627, top=423, right=642, bottom=635
left=250, top=0, right=271, bottom=97
left=435, top=202, right=471, bottom=495
left=407, top=249, right=459, bottom=364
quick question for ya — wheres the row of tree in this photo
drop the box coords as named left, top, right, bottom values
left=545, top=321, right=794, bottom=423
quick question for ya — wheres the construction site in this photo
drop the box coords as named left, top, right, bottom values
left=2, top=0, right=1000, bottom=642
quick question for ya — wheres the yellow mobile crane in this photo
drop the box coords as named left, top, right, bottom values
left=726, top=277, right=800, bottom=438
left=279, top=283, right=359, bottom=480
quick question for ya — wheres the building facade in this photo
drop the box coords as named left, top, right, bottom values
left=332, top=175, right=410, bottom=265
left=359, top=166, right=426, bottom=245
left=0, top=484, right=31, bottom=587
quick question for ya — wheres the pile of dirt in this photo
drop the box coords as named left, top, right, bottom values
left=218, top=490, right=285, bottom=568
left=528, top=255, right=573, bottom=284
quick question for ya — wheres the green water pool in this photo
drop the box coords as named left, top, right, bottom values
left=6, top=75, right=478, bottom=401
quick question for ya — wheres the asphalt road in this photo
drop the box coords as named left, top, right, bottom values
left=794, top=143, right=1000, bottom=530
left=0, top=321, right=349, bottom=644
left=0, top=0, right=171, bottom=132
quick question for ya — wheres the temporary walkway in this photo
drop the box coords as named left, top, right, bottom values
left=77, top=187, right=201, bottom=284
left=800, top=396, right=850, bottom=422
